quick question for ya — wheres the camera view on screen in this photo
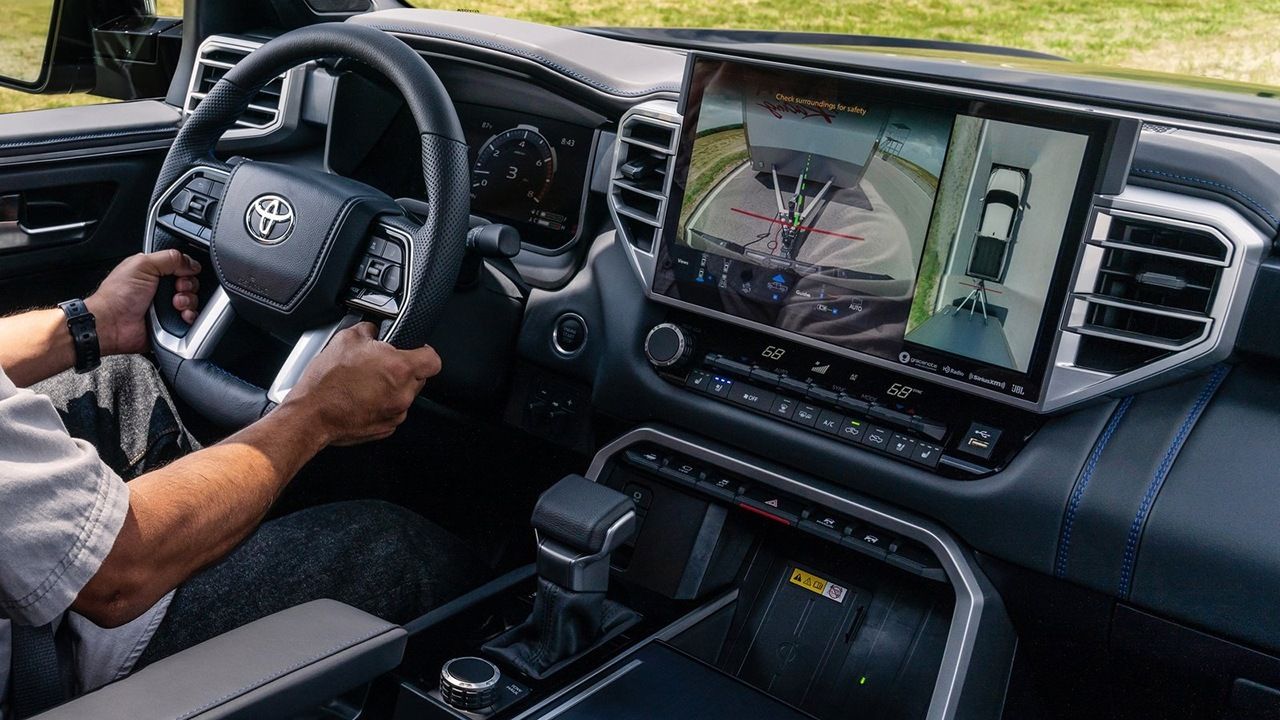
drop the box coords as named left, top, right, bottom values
left=903, top=118, right=1088, bottom=373
left=655, top=58, right=1097, bottom=395
left=664, top=61, right=953, bottom=358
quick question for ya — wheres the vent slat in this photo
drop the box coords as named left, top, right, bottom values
left=186, top=39, right=288, bottom=134
left=1069, top=213, right=1226, bottom=373
left=610, top=110, right=680, bottom=255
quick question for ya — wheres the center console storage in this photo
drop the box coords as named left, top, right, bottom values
left=388, top=426, right=1014, bottom=720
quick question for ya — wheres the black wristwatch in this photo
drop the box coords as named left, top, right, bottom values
left=58, top=299, right=101, bottom=374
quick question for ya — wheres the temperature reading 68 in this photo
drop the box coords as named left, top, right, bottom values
left=885, top=383, right=922, bottom=400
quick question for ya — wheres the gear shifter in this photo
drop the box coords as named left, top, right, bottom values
left=484, top=475, right=641, bottom=680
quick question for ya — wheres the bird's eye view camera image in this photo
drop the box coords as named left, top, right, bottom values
left=658, top=58, right=1092, bottom=378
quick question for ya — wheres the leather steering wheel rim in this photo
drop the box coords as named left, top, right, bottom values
left=147, top=23, right=471, bottom=425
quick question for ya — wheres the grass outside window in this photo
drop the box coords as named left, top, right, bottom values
left=3, top=0, right=1279, bottom=114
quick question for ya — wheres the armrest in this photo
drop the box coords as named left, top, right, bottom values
left=36, top=599, right=406, bottom=720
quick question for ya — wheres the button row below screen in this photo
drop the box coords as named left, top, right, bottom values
left=621, top=446, right=946, bottom=582
left=686, top=369, right=943, bottom=470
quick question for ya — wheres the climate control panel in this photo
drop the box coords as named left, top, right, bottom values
left=644, top=312, right=1041, bottom=478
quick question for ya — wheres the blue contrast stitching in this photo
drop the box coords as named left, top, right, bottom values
left=371, top=24, right=682, bottom=97
left=1132, top=167, right=1280, bottom=226
left=0, top=126, right=173, bottom=151
left=1054, top=395, right=1133, bottom=578
left=1116, top=364, right=1229, bottom=598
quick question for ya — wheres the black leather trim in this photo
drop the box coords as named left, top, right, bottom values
left=1128, top=364, right=1280, bottom=654
left=172, top=359, right=272, bottom=428
left=1035, top=368, right=1228, bottom=598
left=0, top=100, right=181, bottom=160
left=532, top=474, right=634, bottom=554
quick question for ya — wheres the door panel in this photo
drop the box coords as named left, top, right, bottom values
left=0, top=100, right=180, bottom=313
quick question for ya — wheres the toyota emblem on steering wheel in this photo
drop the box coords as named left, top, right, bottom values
left=245, top=194, right=296, bottom=245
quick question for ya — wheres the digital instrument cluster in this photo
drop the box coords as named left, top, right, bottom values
left=330, top=93, right=596, bottom=251
left=457, top=103, right=596, bottom=250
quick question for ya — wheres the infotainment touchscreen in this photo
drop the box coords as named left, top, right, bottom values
left=654, top=55, right=1113, bottom=403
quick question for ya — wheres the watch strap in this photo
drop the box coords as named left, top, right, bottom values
left=58, top=299, right=101, bottom=374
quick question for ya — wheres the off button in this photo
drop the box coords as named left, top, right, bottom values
left=729, top=384, right=776, bottom=411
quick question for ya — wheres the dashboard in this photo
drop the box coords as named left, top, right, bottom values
left=201, top=11, right=1280, bottom=709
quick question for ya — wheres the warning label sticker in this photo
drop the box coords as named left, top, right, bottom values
left=789, top=568, right=847, bottom=604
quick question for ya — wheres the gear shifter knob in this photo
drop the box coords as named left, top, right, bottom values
left=531, top=474, right=637, bottom=593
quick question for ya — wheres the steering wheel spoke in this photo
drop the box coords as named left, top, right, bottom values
left=151, top=285, right=236, bottom=361
left=266, top=318, right=353, bottom=404
left=150, top=164, right=233, bottom=249
left=345, top=222, right=410, bottom=318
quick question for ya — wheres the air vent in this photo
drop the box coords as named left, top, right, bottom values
left=1065, top=212, right=1230, bottom=374
left=185, top=37, right=291, bottom=133
left=610, top=103, right=680, bottom=255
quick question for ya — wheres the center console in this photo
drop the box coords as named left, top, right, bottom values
left=387, top=426, right=1015, bottom=720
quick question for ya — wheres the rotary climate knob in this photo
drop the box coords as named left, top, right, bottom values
left=644, top=323, right=693, bottom=368
left=440, top=656, right=501, bottom=711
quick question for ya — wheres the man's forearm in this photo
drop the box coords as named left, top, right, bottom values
left=0, top=308, right=75, bottom=387
left=74, top=402, right=334, bottom=627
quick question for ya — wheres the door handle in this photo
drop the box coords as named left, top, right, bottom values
left=0, top=193, right=97, bottom=253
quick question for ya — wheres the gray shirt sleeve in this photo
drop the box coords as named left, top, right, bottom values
left=0, top=366, right=129, bottom=627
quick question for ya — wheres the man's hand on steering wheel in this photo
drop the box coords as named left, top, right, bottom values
left=87, top=249, right=203, bottom=356
left=283, top=322, right=443, bottom=447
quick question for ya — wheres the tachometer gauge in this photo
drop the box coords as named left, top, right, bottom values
left=471, top=124, right=558, bottom=207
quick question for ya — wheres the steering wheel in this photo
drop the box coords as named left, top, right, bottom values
left=145, top=24, right=470, bottom=427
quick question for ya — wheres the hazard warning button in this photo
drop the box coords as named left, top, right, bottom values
left=738, top=487, right=803, bottom=525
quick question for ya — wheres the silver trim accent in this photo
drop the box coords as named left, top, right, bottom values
left=19, top=219, right=96, bottom=236
left=1043, top=187, right=1266, bottom=410
left=608, top=100, right=681, bottom=289
left=535, top=510, right=637, bottom=592
left=151, top=286, right=235, bottom=360
left=582, top=427, right=1002, bottom=720
left=145, top=165, right=234, bottom=356
left=266, top=319, right=345, bottom=404
left=642, top=322, right=687, bottom=368
left=440, top=657, right=501, bottom=692
left=551, top=312, right=588, bottom=357
left=184, top=35, right=300, bottom=141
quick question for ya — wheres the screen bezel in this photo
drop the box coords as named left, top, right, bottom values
left=653, top=52, right=1120, bottom=408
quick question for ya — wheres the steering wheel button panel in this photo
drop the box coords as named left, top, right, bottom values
left=380, top=266, right=402, bottom=294
left=379, top=241, right=403, bottom=264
